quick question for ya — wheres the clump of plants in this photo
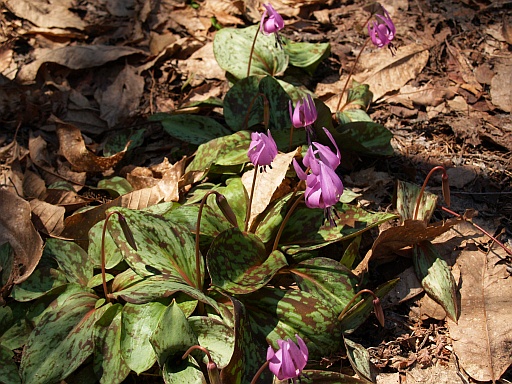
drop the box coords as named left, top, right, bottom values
left=0, top=3, right=477, bottom=383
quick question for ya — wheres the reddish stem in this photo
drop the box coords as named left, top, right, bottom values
left=413, top=166, right=449, bottom=221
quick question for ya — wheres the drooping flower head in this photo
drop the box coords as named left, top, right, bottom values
left=248, top=129, right=278, bottom=171
left=289, top=94, right=318, bottom=144
left=293, top=128, right=344, bottom=226
left=267, top=334, right=308, bottom=382
left=367, top=6, right=396, bottom=52
left=260, top=3, right=285, bottom=46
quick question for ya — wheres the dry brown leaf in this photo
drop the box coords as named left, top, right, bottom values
left=385, top=84, right=457, bottom=108
left=29, top=199, right=65, bottom=236
left=22, top=169, right=47, bottom=199
left=447, top=244, right=512, bottom=382
left=241, top=150, right=298, bottom=229
left=5, top=0, right=87, bottom=30
left=181, top=42, right=226, bottom=86
left=0, top=189, right=43, bottom=301
left=44, top=189, right=90, bottom=211
left=490, top=60, right=512, bottom=113
left=354, top=44, right=430, bottom=101
left=200, top=0, right=244, bottom=25
left=445, top=41, right=483, bottom=96
left=56, top=121, right=130, bottom=172
left=95, top=65, right=145, bottom=128
left=60, top=187, right=165, bottom=248
left=405, top=360, right=461, bottom=383
left=17, top=45, right=146, bottom=84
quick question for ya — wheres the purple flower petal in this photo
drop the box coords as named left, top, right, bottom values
left=260, top=3, right=284, bottom=35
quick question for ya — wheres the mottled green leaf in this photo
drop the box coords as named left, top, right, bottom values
left=10, top=267, right=67, bottom=302
left=340, top=236, right=361, bottom=269
left=94, top=304, right=131, bottom=384
left=88, top=220, right=123, bottom=269
left=150, top=113, right=232, bottom=145
left=396, top=180, right=438, bottom=222
left=220, top=296, right=267, bottom=384
left=162, top=355, right=206, bottom=384
left=344, top=337, right=376, bottom=382
left=253, top=192, right=293, bottom=243
left=213, top=25, right=288, bottom=79
left=290, top=257, right=359, bottom=312
left=106, top=207, right=202, bottom=289
left=330, top=122, right=393, bottom=156
left=110, top=268, right=143, bottom=293
left=186, top=131, right=251, bottom=175
left=150, top=301, right=199, bottom=367
left=45, top=238, right=92, bottom=286
left=121, top=302, right=166, bottom=374
left=0, top=302, right=31, bottom=350
left=0, top=345, right=21, bottom=384
left=283, top=39, right=330, bottom=75
left=243, top=287, right=342, bottom=360
left=413, top=241, right=458, bottom=322
left=209, top=177, right=247, bottom=230
left=223, top=76, right=292, bottom=138
left=103, top=128, right=144, bottom=157
left=280, top=203, right=397, bottom=255
left=189, top=316, right=235, bottom=368
left=207, top=228, right=288, bottom=294
left=20, top=291, right=102, bottom=384
left=337, top=109, right=373, bottom=124
left=97, top=176, right=133, bottom=197
left=345, top=81, right=373, bottom=110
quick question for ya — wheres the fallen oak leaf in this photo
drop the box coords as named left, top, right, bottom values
left=56, top=120, right=130, bottom=172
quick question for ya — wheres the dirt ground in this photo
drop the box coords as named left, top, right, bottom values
left=0, top=0, right=511, bottom=383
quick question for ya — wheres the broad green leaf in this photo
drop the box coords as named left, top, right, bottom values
left=413, top=241, right=458, bottom=322
left=87, top=273, right=114, bottom=289
left=106, top=207, right=202, bottom=289
left=223, top=76, right=292, bottom=138
left=243, top=287, right=342, bottom=360
left=162, top=355, right=206, bottom=384
left=20, top=291, right=102, bottom=384
left=150, top=301, right=199, bottom=366
left=150, top=113, right=232, bottom=145
left=213, top=25, right=288, bottom=79
left=10, top=267, right=67, bottom=302
left=186, top=131, right=251, bottom=175
left=110, top=268, right=144, bottom=293
left=344, top=81, right=373, bottom=110
left=336, top=109, right=373, bottom=124
left=290, top=257, right=359, bottom=312
left=340, top=236, right=361, bottom=269
left=330, top=122, right=393, bottom=156
left=220, top=296, right=267, bottom=384
left=45, top=238, right=92, bottom=286
left=0, top=345, right=21, bottom=384
left=113, top=275, right=223, bottom=316
left=396, top=180, right=438, bottom=223
left=94, top=304, right=131, bottom=384
left=165, top=204, right=231, bottom=249
left=189, top=316, right=234, bottom=368
left=0, top=302, right=32, bottom=350
left=121, top=302, right=166, bottom=374
left=97, top=176, right=133, bottom=197
left=88, top=219, right=123, bottom=269
left=280, top=203, right=397, bottom=255
left=344, top=337, right=376, bottom=382
left=283, top=39, right=330, bottom=75
left=209, top=177, right=247, bottom=229
left=207, top=228, right=288, bottom=294
left=253, top=192, right=293, bottom=243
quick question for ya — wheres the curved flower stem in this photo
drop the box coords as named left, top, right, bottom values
left=196, top=192, right=218, bottom=291
left=337, top=289, right=378, bottom=321
left=439, top=205, right=512, bottom=256
left=247, top=24, right=261, bottom=77
left=250, top=361, right=269, bottom=384
left=245, top=168, right=259, bottom=232
left=335, top=38, right=370, bottom=114
left=413, top=165, right=449, bottom=221
left=272, top=192, right=305, bottom=252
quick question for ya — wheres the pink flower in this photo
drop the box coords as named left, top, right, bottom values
left=267, top=335, right=308, bottom=382
left=248, top=130, right=278, bottom=171
left=293, top=128, right=344, bottom=225
left=289, top=94, right=317, bottom=144
left=367, top=7, right=396, bottom=49
left=260, top=3, right=284, bottom=35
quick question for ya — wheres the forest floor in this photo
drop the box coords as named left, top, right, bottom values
left=0, top=0, right=511, bottom=383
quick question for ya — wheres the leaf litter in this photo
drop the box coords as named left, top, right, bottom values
left=0, top=0, right=511, bottom=382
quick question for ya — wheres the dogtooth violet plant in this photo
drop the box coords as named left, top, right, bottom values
left=2, top=2, right=478, bottom=384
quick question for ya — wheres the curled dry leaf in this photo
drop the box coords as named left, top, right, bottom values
left=29, top=199, right=65, bottom=237
left=0, top=189, right=43, bottom=300
left=56, top=121, right=130, bottom=172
